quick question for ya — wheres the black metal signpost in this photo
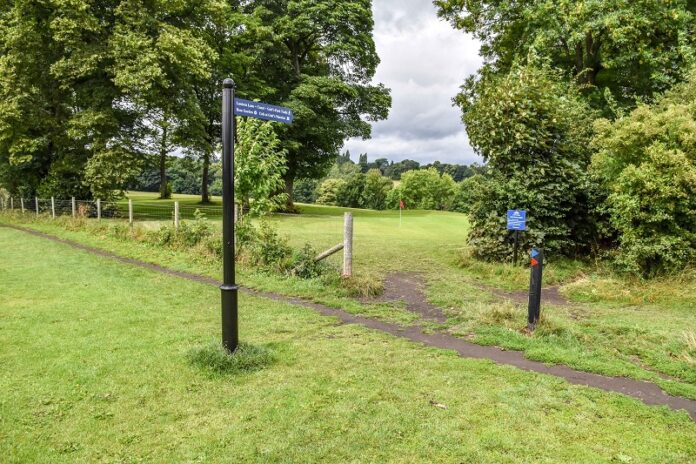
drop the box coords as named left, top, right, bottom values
left=527, top=248, right=543, bottom=331
left=221, top=78, right=238, bottom=352
left=219, top=78, right=294, bottom=353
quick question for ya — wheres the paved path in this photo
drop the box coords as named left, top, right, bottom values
left=3, top=223, right=695, bottom=422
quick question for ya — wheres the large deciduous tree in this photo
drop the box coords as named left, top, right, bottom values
left=435, top=0, right=696, bottom=113
left=242, top=0, right=391, bottom=210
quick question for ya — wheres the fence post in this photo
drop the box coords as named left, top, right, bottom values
left=71, top=197, right=76, bottom=218
left=128, top=199, right=133, bottom=225
left=97, top=199, right=101, bottom=221
left=342, top=212, right=353, bottom=277
left=35, top=197, right=39, bottom=216
left=10, top=197, right=13, bottom=210
left=174, top=201, right=180, bottom=229
left=51, top=197, right=56, bottom=219
left=20, top=198, right=25, bottom=213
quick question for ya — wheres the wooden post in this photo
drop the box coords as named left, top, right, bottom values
left=51, top=197, right=56, bottom=219
left=174, top=201, right=180, bottom=229
left=71, top=197, right=76, bottom=218
left=10, top=197, right=13, bottom=210
left=128, top=199, right=133, bottom=225
left=20, top=198, right=25, bottom=213
left=35, top=197, right=39, bottom=216
left=97, top=199, right=101, bottom=221
left=342, top=212, right=353, bottom=277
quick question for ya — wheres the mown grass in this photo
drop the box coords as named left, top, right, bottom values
left=2, top=199, right=695, bottom=401
left=0, top=226, right=694, bottom=462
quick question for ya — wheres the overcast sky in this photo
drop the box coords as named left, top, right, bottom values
left=342, top=0, right=484, bottom=165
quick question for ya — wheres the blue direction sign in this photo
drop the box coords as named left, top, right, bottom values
left=234, top=98, right=294, bottom=124
left=507, top=210, right=527, bottom=231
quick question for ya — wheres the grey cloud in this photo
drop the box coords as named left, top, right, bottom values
left=343, top=0, right=484, bottom=165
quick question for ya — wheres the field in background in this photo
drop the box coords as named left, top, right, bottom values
left=1, top=226, right=694, bottom=462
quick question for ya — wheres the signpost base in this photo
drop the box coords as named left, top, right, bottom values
left=527, top=248, right=543, bottom=331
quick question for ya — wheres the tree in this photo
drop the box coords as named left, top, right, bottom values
left=0, top=0, right=136, bottom=199
left=316, top=178, right=347, bottom=206
left=436, top=0, right=696, bottom=114
left=361, top=169, right=393, bottom=210
left=235, top=118, right=288, bottom=217
left=390, top=168, right=458, bottom=211
left=242, top=0, right=391, bottom=209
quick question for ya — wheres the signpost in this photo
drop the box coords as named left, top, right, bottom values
left=220, top=78, right=294, bottom=353
left=527, top=248, right=543, bottom=331
left=507, top=210, right=526, bottom=265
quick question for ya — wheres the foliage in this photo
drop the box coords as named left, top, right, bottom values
left=292, top=178, right=320, bottom=204
left=243, top=0, right=391, bottom=206
left=389, top=168, right=457, bottom=211
left=336, top=173, right=366, bottom=208
left=316, top=178, right=347, bottom=206
left=459, top=64, right=599, bottom=260
left=246, top=221, right=293, bottom=272
left=291, top=243, right=328, bottom=279
left=436, top=0, right=696, bottom=114
left=361, top=169, right=393, bottom=210
left=592, top=70, right=696, bottom=275
left=235, top=117, right=288, bottom=217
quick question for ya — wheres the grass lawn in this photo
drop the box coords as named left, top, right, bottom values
left=3, top=197, right=696, bottom=402
left=0, top=226, right=694, bottom=463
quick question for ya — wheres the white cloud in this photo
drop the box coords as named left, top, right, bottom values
left=343, top=0, right=484, bottom=165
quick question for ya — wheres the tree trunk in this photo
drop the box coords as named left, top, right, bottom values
left=284, top=175, right=297, bottom=212
left=201, top=150, right=210, bottom=203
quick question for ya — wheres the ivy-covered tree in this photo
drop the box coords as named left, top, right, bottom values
left=460, top=64, right=599, bottom=260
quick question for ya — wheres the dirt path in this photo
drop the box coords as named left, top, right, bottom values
left=3, top=223, right=695, bottom=422
left=366, top=272, right=447, bottom=323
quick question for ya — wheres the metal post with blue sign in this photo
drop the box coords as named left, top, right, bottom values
left=220, top=78, right=294, bottom=353
left=507, top=209, right=526, bottom=265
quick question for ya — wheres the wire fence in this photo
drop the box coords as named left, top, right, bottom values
left=0, top=195, right=226, bottom=225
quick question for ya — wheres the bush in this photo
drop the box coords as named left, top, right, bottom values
left=247, top=221, right=293, bottom=271
left=336, top=173, right=366, bottom=208
left=293, top=178, right=319, bottom=203
left=606, top=145, right=696, bottom=275
left=291, top=243, right=328, bottom=279
left=592, top=68, right=696, bottom=275
left=316, top=178, right=347, bottom=206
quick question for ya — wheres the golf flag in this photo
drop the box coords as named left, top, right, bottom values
left=399, top=199, right=405, bottom=227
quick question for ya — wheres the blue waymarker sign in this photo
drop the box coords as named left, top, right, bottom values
left=234, top=98, right=294, bottom=124
left=507, top=209, right=527, bottom=231
left=531, top=249, right=539, bottom=258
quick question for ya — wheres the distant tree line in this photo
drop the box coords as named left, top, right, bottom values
left=294, top=154, right=484, bottom=211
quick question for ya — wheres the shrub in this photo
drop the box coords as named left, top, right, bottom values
left=247, top=221, right=293, bottom=271
left=336, top=173, right=366, bottom=208
left=291, top=243, right=328, bottom=279
left=316, top=178, right=347, bottom=206
left=592, top=68, right=696, bottom=275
